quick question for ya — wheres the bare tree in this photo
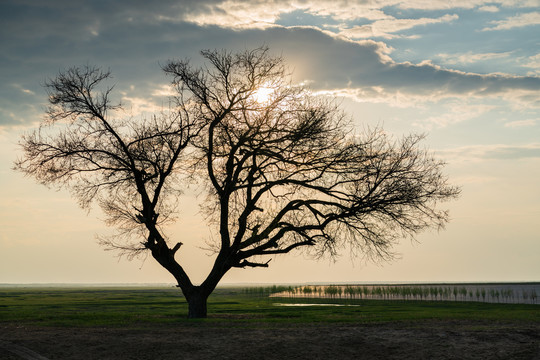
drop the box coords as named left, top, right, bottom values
left=16, top=47, right=459, bottom=318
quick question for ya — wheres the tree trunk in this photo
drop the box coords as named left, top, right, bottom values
left=186, top=290, right=209, bottom=319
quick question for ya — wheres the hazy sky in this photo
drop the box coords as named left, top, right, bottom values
left=1, top=0, right=539, bottom=284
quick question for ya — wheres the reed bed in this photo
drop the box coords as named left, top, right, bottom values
left=266, top=283, right=539, bottom=304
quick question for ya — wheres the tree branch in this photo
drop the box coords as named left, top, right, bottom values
left=233, top=259, right=272, bottom=268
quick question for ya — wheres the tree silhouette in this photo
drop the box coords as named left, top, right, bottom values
left=16, top=47, right=459, bottom=318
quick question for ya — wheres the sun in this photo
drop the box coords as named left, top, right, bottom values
left=252, top=85, right=274, bottom=104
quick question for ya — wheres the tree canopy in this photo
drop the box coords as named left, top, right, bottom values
left=16, top=47, right=460, bottom=317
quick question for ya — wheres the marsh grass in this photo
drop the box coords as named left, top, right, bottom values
left=0, top=286, right=538, bottom=327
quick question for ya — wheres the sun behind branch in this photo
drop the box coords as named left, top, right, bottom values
left=252, top=85, right=274, bottom=104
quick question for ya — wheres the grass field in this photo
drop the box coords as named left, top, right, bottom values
left=1, top=286, right=539, bottom=359
left=1, top=285, right=538, bottom=326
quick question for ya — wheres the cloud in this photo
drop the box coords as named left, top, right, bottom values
left=106, top=0, right=536, bottom=31
left=1, top=0, right=540, bottom=130
left=504, top=119, right=537, bottom=128
left=0, top=81, right=43, bottom=129
left=340, top=14, right=458, bottom=39
left=177, top=0, right=443, bottom=29
left=437, top=143, right=540, bottom=162
left=394, top=0, right=538, bottom=10
left=266, top=28, right=540, bottom=106
left=151, top=84, right=177, bottom=97
left=482, top=11, right=540, bottom=31
left=478, top=5, right=500, bottom=12
left=304, top=3, right=390, bottom=22
left=415, top=102, right=495, bottom=128
left=168, top=0, right=387, bottom=29
left=0, top=106, right=41, bottom=129
left=522, top=53, right=540, bottom=69
left=178, top=0, right=284, bottom=29
left=12, top=84, right=36, bottom=95
left=174, top=0, right=539, bottom=29
left=497, top=88, right=540, bottom=109
left=437, top=51, right=512, bottom=65
left=120, top=95, right=166, bottom=117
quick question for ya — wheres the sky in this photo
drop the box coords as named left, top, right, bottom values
left=1, top=0, right=539, bottom=285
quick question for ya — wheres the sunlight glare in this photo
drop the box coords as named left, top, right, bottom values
left=252, top=85, right=274, bottom=104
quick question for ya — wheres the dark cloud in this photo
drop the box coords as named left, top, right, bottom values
left=1, top=0, right=539, bottom=128
left=255, top=27, right=540, bottom=97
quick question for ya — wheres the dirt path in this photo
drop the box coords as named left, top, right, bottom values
left=0, top=339, right=49, bottom=360
left=1, top=320, right=539, bottom=359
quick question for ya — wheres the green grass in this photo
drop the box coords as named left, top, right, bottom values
left=0, top=286, right=538, bottom=327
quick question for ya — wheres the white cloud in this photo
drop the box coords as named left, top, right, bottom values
left=151, top=84, right=176, bottom=97
left=522, top=53, right=540, bottom=69
left=174, top=0, right=536, bottom=30
left=180, top=0, right=283, bottom=29
left=478, top=5, right=500, bottom=12
left=437, top=51, right=512, bottom=65
left=176, top=0, right=480, bottom=35
left=498, top=88, right=540, bottom=109
left=178, top=1, right=394, bottom=29
left=416, top=102, right=495, bottom=128
left=437, top=143, right=540, bottom=162
left=313, top=87, right=428, bottom=108
left=302, top=2, right=391, bottom=21
left=121, top=95, right=164, bottom=117
left=314, top=86, right=470, bottom=109
left=504, top=119, right=537, bottom=127
left=395, top=0, right=538, bottom=10
left=483, top=11, right=540, bottom=31
left=12, top=84, right=36, bottom=95
left=340, top=14, right=458, bottom=39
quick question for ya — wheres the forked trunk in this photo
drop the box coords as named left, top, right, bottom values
left=187, top=290, right=209, bottom=318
